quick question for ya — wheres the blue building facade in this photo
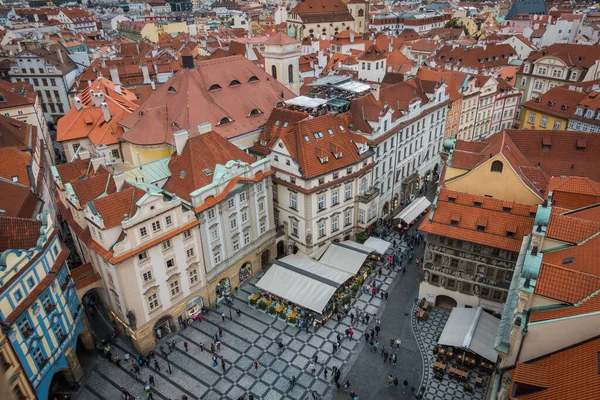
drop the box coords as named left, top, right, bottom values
left=0, top=211, right=85, bottom=400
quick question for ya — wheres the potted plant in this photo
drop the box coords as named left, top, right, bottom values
left=288, top=316, right=297, bottom=325
left=278, top=310, right=287, bottom=320
left=434, top=371, right=443, bottom=380
left=258, top=300, right=267, bottom=311
left=249, top=297, right=257, bottom=306
left=464, top=383, right=473, bottom=392
left=268, top=305, right=277, bottom=315
left=432, top=345, right=438, bottom=354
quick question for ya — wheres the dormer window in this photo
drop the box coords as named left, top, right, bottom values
left=334, top=152, right=342, bottom=159
left=576, top=138, right=587, bottom=151
left=249, top=108, right=262, bottom=116
left=260, top=140, right=267, bottom=146
left=218, top=117, right=233, bottom=125
left=542, top=137, right=551, bottom=150
left=319, top=156, right=329, bottom=164
left=168, top=86, right=177, bottom=93
left=575, top=107, right=584, bottom=116
left=229, top=80, right=241, bottom=86
left=283, top=122, right=289, bottom=128
left=585, top=109, right=595, bottom=119
left=209, top=84, right=222, bottom=91
left=561, top=104, right=569, bottom=111
left=248, top=76, right=259, bottom=82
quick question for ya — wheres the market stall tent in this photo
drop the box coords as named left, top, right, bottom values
left=398, top=197, right=431, bottom=225
left=437, top=307, right=500, bottom=363
left=363, top=237, right=391, bottom=256
left=319, top=241, right=372, bottom=274
left=255, top=254, right=352, bottom=313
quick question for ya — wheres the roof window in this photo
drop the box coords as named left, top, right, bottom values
left=542, top=137, right=551, bottom=150
left=218, top=117, right=233, bottom=125
left=229, top=80, right=241, bottom=86
left=304, top=135, right=310, bottom=142
left=328, top=129, right=334, bottom=135
left=249, top=108, right=262, bottom=116
left=576, top=138, right=587, bottom=151
left=339, top=125, right=345, bottom=131
left=562, top=257, right=574, bottom=264
left=313, top=131, right=324, bottom=139
left=474, top=201, right=482, bottom=208
left=203, top=168, right=212, bottom=176
left=209, top=84, right=222, bottom=91
left=168, top=86, right=177, bottom=93
left=248, top=76, right=259, bottom=83
left=274, top=120, right=280, bottom=126
left=283, top=122, right=289, bottom=128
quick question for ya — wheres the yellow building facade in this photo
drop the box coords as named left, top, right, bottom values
left=519, top=106, right=567, bottom=131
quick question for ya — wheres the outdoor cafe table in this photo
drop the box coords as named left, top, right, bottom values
left=423, top=301, right=431, bottom=310
left=433, top=362, right=446, bottom=371
left=481, top=361, right=494, bottom=370
left=475, top=376, right=483, bottom=386
left=449, top=367, right=468, bottom=380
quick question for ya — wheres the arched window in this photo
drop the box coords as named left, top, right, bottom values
left=271, top=65, right=277, bottom=80
left=491, top=160, right=503, bottom=173
left=358, top=9, right=364, bottom=17
left=288, top=65, right=294, bottom=84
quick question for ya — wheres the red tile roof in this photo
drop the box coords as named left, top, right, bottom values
left=68, top=173, right=117, bottom=208
left=548, top=176, right=600, bottom=210
left=54, top=158, right=109, bottom=185
left=0, top=147, right=31, bottom=186
left=0, top=80, right=36, bottom=109
left=0, top=179, right=41, bottom=218
left=433, top=43, right=515, bottom=70
left=163, top=131, right=255, bottom=202
left=90, top=184, right=146, bottom=229
left=529, top=291, right=600, bottom=323
left=252, top=108, right=309, bottom=155
left=509, top=336, right=600, bottom=400
left=546, top=211, right=600, bottom=244
left=265, top=31, right=299, bottom=45
left=521, top=86, right=587, bottom=119
left=359, top=44, right=387, bottom=61
left=291, top=0, right=349, bottom=14
left=277, top=114, right=370, bottom=179
left=0, top=114, right=34, bottom=150
left=418, top=189, right=536, bottom=252
left=0, top=215, right=42, bottom=252
left=527, top=44, right=600, bottom=74
left=119, top=56, right=294, bottom=144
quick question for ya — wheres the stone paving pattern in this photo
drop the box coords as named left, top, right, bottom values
left=76, top=261, right=402, bottom=400
left=413, top=308, right=490, bottom=400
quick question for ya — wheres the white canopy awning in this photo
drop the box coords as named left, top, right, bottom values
left=398, top=197, right=431, bottom=225
left=285, top=96, right=328, bottom=108
left=363, top=237, right=391, bottom=255
left=438, top=307, right=500, bottom=363
left=319, top=241, right=372, bottom=275
left=255, top=254, right=353, bottom=313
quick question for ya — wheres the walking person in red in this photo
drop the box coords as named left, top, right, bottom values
left=252, top=360, right=259, bottom=371
left=348, top=328, right=354, bottom=341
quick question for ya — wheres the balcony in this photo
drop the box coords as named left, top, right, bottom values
left=358, top=187, right=380, bottom=204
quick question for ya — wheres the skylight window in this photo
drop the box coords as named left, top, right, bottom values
left=328, top=129, right=334, bottom=135
left=339, top=125, right=345, bottom=131
left=304, top=135, right=310, bottom=142
left=313, top=131, right=324, bottom=139
left=274, top=120, right=280, bottom=126
left=203, top=168, right=212, bottom=176
left=248, top=76, right=259, bottom=82
left=229, top=80, right=241, bottom=86
left=218, top=117, right=233, bottom=125
left=209, top=84, right=222, bottom=91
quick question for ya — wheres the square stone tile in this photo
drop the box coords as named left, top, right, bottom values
left=288, top=340, right=303, bottom=352
left=297, top=371, right=315, bottom=387
left=270, top=359, right=287, bottom=372
left=258, top=352, right=275, bottom=366
left=273, top=376, right=291, bottom=392
left=227, top=367, right=243, bottom=382
left=237, top=355, right=254, bottom=370
left=237, top=374, right=255, bottom=390
left=291, top=354, right=310, bottom=369
left=249, top=381, right=269, bottom=396
left=260, top=369, right=278, bottom=384
left=279, top=349, right=295, bottom=362
left=263, top=388, right=284, bottom=400
left=213, top=378, right=232, bottom=394
left=255, top=336, right=272, bottom=349
left=246, top=346, right=262, bottom=359
left=226, top=385, right=245, bottom=399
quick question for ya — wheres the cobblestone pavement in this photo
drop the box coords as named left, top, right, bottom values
left=76, top=259, right=405, bottom=400
left=413, top=308, right=491, bottom=400
left=332, top=227, right=426, bottom=400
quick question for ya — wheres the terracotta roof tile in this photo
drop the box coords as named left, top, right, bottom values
left=527, top=44, right=600, bottom=73
left=120, top=56, right=294, bottom=144
left=0, top=215, right=42, bottom=252
left=548, top=176, right=600, bottom=210
left=0, top=114, right=34, bottom=150
left=522, top=86, right=587, bottom=119
left=529, top=291, right=600, bottom=323
left=54, top=158, right=109, bottom=184
left=163, top=131, right=255, bottom=202
left=509, top=337, right=600, bottom=400
left=418, top=189, right=536, bottom=252
left=90, top=184, right=146, bottom=229
left=265, top=31, right=299, bottom=45
left=0, top=179, right=40, bottom=218
left=433, top=43, right=515, bottom=70
left=69, top=173, right=117, bottom=208
left=359, top=44, right=387, bottom=61
left=252, top=108, right=309, bottom=155
left=546, top=212, right=600, bottom=244
left=0, top=147, right=31, bottom=186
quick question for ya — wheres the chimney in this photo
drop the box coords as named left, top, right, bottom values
left=371, top=84, right=380, bottom=102
left=173, top=129, right=189, bottom=155
left=79, top=148, right=90, bottom=160
left=114, top=84, right=122, bottom=94
left=389, top=42, right=393, bottom=53
left=91, top=156, right=105, bottom=172
left=150, top=80, right=156, bottom=91
left=197, top=122, right=212, bottom=134
left=110, top=66, right=121, bottom=85
left=113, top=172, right=126, bottom=192
left=350, top=31, right=355, bottom=43
left=141, top=63, right=151, bottom=84
left=87, top=80, right=92, bottom=87
left=73, top=96, right=82, bottom=111
left=56, top=47, right=64, bottom=65
left=101, top=102, right=110, bottom=122
left=90, top=90, right=105, bottom=107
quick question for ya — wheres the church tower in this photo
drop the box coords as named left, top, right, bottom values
left=263, top=32, right=302, bottom=95
left=345, top=0, right=368, bottom=34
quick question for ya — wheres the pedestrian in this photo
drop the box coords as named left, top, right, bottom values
left=114, top=355, right=121, bottom=367
left=365, top=332, right=370, bottom=343
left=218, top=327, right=223, bottom=338
left=336, top=333, right=342, bottom=344
left=402, top=379, right=408, bottom=394
left=149, top=375, right=155, bottom=386
left=390, top=338, right=395, bottom=347
left=384, top=292, right=389, bottom=300
left=221, top=359, right=226, bottom=372
left=365, top=314, right=371, bottom=324
left=289, top=375, right=297, bottom=391
left=332, top=342, right=338, bottom=354
left=373, top=341, right=379, bottom=352
left=252, top=360, right=259, bottom=371
left=212, top=355, right=218, bottom=368
left=153, top=359, right=160, bottom=372
left=350, top=313, right=354, bottom=324
left=221, top=312, right=226, bottom=322
left=236, top=309, right=241, bottom=317
left=314, top=354, right=318, bottom=364
left=155, top=328, right=161, bottom=339
left=323, top=367, right=328, bottom=379
left=381, top=346, right=386, bottom=357
left=384, top=351, right=389, bottom=363
left=184, top=341, right=188, bottom=352
left=210, top=343, right=215, bottom=353
left=309, top=361, right=316, bottom=373
left=393, top=377, right=399, bottom=391
left=396, top=338, right=401, bottom=350
left=125, top=353, right=130, bottom=362
left=343, top=380, right=350, bottom=392
left=349, top=328, right=354, bottom=341
left=200, top=343, right=205, bottom=352
left=375, top=325, right=380, bottom=337
left=387, top=375, right=393, bottom=387
left=216, top=340, right=221, bottom=350
left=213, top=333, right=218, bottom=343
left=345, top=328, right=350, bottom=339
left=392, top=353, right=397, bottom=366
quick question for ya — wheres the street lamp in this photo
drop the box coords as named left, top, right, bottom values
left=225, top=294, right=234, bottom=320
left=161, top=348, right=172, bottom=374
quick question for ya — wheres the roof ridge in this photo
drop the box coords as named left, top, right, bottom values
left=574, top=287, right=600, bottom=307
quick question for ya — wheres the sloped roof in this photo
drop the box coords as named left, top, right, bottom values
left=0, top=80, right=36, bottom=109
left=527, top=44, right=600, bottom=72
left=162, top=131, right=255, bottom=202
left=418, top=189, right=536, bottom=252
left=120, top=56, right=294, bottom=144
left=278, top=114, right=369, bottom=179
left=359, top=44, right=386, bottom=61
left=252, top=108, right=309, bottom=155
left=509, top=337, right=600, bottom=400
left=54, top=158, right=109, bottom=185
left=521, top=86, right=586, bottom=119
left=0, top=215, right=42, bottom=253
left=0, top=114, right=34, bottom=150
left=90, top=184, right=146, bottom=229
left=265, top=31, right=299, bottom=45
left=0, top=179, right=41, bottom=218
left=291, top=0, right=350, bottom=15
left=548, top=176, right=600, bottom=210
left=69, top=173, right=117, bottom=208
left=0, top=147, right=32, bottom=186
left=433, top=43, right=515, bottom=70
